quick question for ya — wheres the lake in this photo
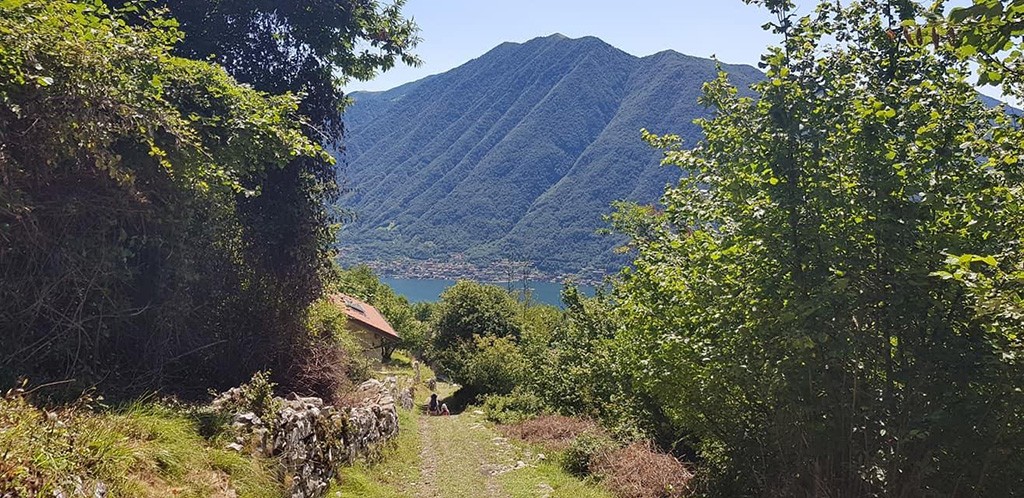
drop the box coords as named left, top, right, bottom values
left=381, top=277, right=594, bottom=307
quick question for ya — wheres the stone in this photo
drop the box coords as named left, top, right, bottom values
left=537, top=483, right=555, bottom=498
left=210, top=376, right=401, bottom=498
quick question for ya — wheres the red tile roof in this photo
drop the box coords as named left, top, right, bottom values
left=330, top=293, right=400, bottom=342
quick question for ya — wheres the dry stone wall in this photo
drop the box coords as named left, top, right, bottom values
left=211, top=377, right=402, bottom=498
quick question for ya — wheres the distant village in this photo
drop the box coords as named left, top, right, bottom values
left=359, top=257, right=605, bottom=286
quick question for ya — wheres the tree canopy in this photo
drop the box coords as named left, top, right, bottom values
left=127, top=0, right=420, bottom=143
left=0, top=0, right=418, bottom=398
left=608, top=0, right=1023, bottom=494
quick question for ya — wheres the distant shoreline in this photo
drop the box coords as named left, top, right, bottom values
left=381, top=276, right=596, bottom=307
left=343, top=257, right=606, bottom=287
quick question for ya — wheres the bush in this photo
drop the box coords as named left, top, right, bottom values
left=431, top=281, right=521, bottom=353
left=222, top=371, right=280, bottom=420
left=482, top=388, right=547, bottom=424
left=0, top=0, right=331, bottom=399
left=459, top=336, right=527, bottom=396
left=591, top=442, right=692, bottom=498
left=499, top=415, right=600, bottom=451
left=291, top=298, right=374, bottom=402
left=562, top=431, right=618, bottom=478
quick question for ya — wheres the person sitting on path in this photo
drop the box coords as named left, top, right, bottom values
left=428, top=393, right=440, bottom=415
left=428, top=393, right=451, bottom=416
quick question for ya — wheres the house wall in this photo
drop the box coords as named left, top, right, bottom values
left=347, top=321, right=389, bottom=362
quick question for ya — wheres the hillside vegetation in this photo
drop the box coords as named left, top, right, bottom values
left=0, top=0, right=419, bottom=493
left=338, top=34, right=764, bottom=276
left=3, top=0, right=1024, bottom=497
left=395, top=1, right=1024, bottom=497
left=0, top=0, right=415, bottom=398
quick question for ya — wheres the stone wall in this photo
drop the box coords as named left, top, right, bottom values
left=212, top=377, right=403, bottom=498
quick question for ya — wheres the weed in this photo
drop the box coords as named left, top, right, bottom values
left=562, top=432, right=619, bottom=478
left=591, top=442, right=692, bottom=498
left=500, top=414, right=601, bottom=451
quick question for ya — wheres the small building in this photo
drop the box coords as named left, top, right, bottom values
left=330, top=293, right=400, bottom=362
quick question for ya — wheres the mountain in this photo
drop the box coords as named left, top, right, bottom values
left=336, top=34, right=764, bottom=279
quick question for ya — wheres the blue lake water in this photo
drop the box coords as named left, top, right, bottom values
left=380, top=277, right=594, bottom=307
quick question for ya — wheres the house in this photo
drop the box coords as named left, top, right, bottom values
left=330, top=293, right=400, bottom=362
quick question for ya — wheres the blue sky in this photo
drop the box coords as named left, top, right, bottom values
left=346, top=1, right=1001, bottom=101
left=345, top=1, right=792, bottom=92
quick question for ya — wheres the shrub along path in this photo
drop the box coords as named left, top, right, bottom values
left=334, top=362, right=610, bottom=498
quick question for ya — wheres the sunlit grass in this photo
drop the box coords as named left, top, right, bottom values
left=0, top=397, right=280, bottom=497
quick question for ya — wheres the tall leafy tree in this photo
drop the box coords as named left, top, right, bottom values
left=105, top=0, right=421, bottom=382
left=0, top=0, right=330, bottom=392
left=613, top=0, right=1023, bottom=495
left=934, top=0, right=1024, bottom=328
left=428, top=281, right=522, bottom=389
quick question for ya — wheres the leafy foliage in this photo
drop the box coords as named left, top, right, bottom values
left=481, top=388, right=548, bottom=424
left=460, top=335, right=528, bottom=396
left=133, top=0, right=420, bottom=341
left=212, top=371, right=281, bottom=421
left=608, top=1, right=1024, bottom=495
left=431, top=281, right=522, bottom=350
left=562, top=431, right=619, bottom=478
left=425, top=281, right=525, bottom=394
left=0, top=0, right=333, bottom=394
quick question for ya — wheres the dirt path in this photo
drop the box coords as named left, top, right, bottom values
left=335, top=367, right=610, bottom=498
left=415, top=410, right=441, bottom=497
left=409, top=383, right=609, bottom=498
left=414, top=383, right=509, bottom=497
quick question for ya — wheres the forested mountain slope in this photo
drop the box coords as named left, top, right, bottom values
left=338, top=34, right=764, bottom=277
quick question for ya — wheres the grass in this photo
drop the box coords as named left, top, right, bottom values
left=498, top=458, right=612, bottom=498
left=328, top=350, right=612, bottom=498
left=329, top=350, right=427, bottom=498
left=421, top=407, right=612, bottom=498
left=0, top=395, right=280, bottom=498
left=332, top=408, right=422, bottom=498
left=0, top=352, right=617, bottom=498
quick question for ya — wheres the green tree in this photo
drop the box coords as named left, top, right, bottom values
left=935, top=0, right=1024, bottom=328
left=462, top=335, right=527, bottom=396
left=0, top=0, right=329, bottom=393
left=526, top=287, right=656, bottom=440
left=429, top=281, right=522, bottom=387
left=103, top=0, right=421, bottom=380
left=944, top=0, right=1024, bottom=91
left=613, top=0, right=1023, bottom=495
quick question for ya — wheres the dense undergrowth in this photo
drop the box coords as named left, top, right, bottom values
left=3, top=0, right=1024, bottom=497
left=0, top=0, right=417, bottom=402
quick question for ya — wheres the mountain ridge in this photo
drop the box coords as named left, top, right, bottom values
left=337, top=34, right=765, bottom=279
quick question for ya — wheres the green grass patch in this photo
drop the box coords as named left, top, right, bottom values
left=498, top=457, right=612, bottom=498
left=0, top=396, right=280, bottom=498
